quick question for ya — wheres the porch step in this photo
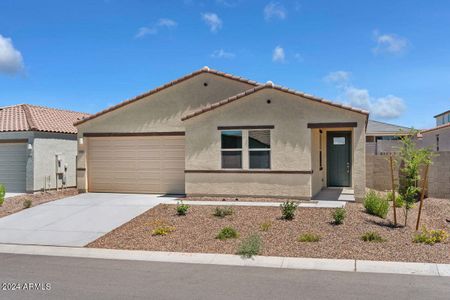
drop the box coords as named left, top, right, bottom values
left=312, top=188, right=355, bottom=202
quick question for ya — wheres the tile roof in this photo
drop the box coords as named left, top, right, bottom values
left=74, top=66, right=260, bottom=126
left=366, top=120, right=411, bottom=135
left=181, top=82, right=369, bottom=121
left=0, top=104, right=90, bottom=134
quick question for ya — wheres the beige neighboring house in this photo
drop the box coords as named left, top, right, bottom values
left=0, top=104, right=89, bottom=193
left=420, top=110, right=450, bottom=151
left=366, top=120, right=411, bottom=155
left=74, top=67, right=369, bottom=200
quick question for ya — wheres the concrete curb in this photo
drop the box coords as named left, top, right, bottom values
left=0, top=244, right=448, bottom=277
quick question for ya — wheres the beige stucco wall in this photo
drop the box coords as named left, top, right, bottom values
left=421, top=126, right=450, bottom=152
left=184, top=88, right=367, bottom=199
left=33, top=132, right=78, bottom=191
left=76, top=73, right=254, bottom=192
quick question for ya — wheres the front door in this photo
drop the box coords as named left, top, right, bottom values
left=327, top=131, right=351, bottom=187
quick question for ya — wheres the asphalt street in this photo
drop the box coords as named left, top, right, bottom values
left=0, top=253, right=449, bottom=300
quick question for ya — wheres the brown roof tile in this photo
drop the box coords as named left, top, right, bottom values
left=181, top=82, right=369, bottom=121
left=0, top=104, right=90, bottom=134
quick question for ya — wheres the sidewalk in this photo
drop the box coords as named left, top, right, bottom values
left=0, top=244, right=448, bottom=277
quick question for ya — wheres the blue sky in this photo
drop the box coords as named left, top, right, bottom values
left=0, top=0, right=449, bottom=129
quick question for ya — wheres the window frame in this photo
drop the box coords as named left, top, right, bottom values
left=248, top=129, right=271, bottom=170
left=220, top=130, right=243, bottom=169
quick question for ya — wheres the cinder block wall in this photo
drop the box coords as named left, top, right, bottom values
left=366, top=152, right=450, bottom=199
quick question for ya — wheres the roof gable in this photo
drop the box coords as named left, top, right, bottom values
left=74, top=67, right=260, bottom=126
left=0, top=104, right=89, bottom=134
left=182, top=82, right=369, bottom=121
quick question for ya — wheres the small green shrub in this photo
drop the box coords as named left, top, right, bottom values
left=280, top=201, right=298, bottom=220
left=297, top=233, right=320, bottom=242
left=23, top=199, right=32, bottom=209
left=386, top=191, right=404, bottom=208
left=213, top=207, right=234, bottom=218
left=361, top=231, right=385, bottom=242
left=237, top=234, right=262, bottom=258
left=0, top=184, right=5, bottom=206
left=152, top=226, right=175, bottom=236
left=413, top=226, right=448, bottom=245
left=260, top=220, right=272, bottom=232
left=332, top=207, right=346, bottom=225
left=216, top=227, right=239, bottom=240
left=176, top=201, right=190, bottom=216
left=363, top=191, right=389, bottom=219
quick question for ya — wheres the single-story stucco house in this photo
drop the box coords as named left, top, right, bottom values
left=366, top=120, right=411, bottom=155
left=74, top=67, right=369, bottom=200
left=0, top=104, right=89, bottom=193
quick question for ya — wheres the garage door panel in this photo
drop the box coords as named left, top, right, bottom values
left=87, top=136, right=185, bottom=194
left=0, top=143, right=26, bottom=193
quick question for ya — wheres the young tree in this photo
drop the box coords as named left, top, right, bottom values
left=398, top=130, right=433, bottom=227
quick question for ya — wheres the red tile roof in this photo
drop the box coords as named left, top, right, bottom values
left=0, top=104, right=90, bottom=134
left=74, top=67, right=260, bottom=126
left=181, top=82, right=369, bottom=121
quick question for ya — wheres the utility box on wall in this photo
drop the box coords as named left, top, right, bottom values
left=55, top=154, right=65, bottom=174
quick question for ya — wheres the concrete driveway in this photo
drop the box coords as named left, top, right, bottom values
left=0, top=193, right=176, bottom=247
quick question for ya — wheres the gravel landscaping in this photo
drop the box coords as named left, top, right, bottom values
left=88, top=198, right=450, bottom=263
left=0, top=189, right=78, bottom=218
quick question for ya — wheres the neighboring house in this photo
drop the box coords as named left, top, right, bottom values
left=420, top=109, right=450, bottom=151
left=0, top=104, right=89, bottom=193
left=366, top=120, right=411, bottom=154
left=75, top=67, right=368, bottom=200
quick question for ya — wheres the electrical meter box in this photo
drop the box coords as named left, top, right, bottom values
left=55, top=154, right=65, bottom=174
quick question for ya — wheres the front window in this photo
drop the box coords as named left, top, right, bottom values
left=249, top=130, right=271, bottom=169
left=221, top=131, right=242, bottom=168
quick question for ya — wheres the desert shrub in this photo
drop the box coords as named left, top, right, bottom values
left=363, top=191, right=389, bottom=219
left=280, top=201, right=298, bottom=220
left=176, top=201, right=190, bottom=216
left=216, top=227, right=239, bottom=240
left=237, top=234, right=262, bottom=258
left=0, top=184, right=5, bottom=206
left=260, top=220, right=272, bottom=232
left=152, top=225, right=175, bottom=236
left=23, top=199, right=32, bottom=209
left=332, top=207, right=346, bottom=225
left=413, top=226, right=448, bottom=245
left=361, top=231, right=385, bottom=242
left=213, top=207, right=234, bottom=218
left=297, top=233, right=320, bottom=242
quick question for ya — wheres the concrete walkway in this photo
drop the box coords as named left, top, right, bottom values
left=168, top=200, right=346, bottom=208
left=0, top=193, right=176, bottom=246
left=312, top=188, right=355, bottom=202
left=5, top=192, right=25, bottom=198
left=0, top=244, right=448, bottom=277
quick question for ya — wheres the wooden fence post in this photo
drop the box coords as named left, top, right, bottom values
left=389, top=155, right=397, bottom=226
left=415, top=164, right=430, bottom=231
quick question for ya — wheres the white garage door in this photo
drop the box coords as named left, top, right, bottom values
left=0, top=142, right=27, bottom=193
left=87, top=135, right=185, bottom=194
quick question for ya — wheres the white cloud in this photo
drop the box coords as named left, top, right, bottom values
left=135, top=27, right=158, bottom=38
left=0, top=34, right=24, bottom=75
left=135, top=18, right=177, bottom=38
left=325, top=71, right=406, bottom=119
left=201, top=13, right=223, bottom=33
left=264, top=2, right=287, bottom=21
left=272, top=46, right=285, bottom=63
left=157, top=18, right=177, bottom=28
left=373, top=30, right=408, bottom=54
left=216, top=0, right=239, bottom=7
left=324, top=71, right=351, bottom=87
left=211, top=49, right=235, bottom=59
